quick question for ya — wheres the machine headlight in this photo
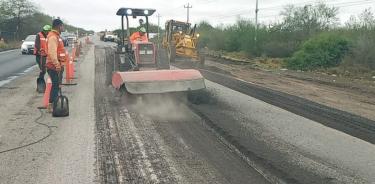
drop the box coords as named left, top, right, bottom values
left=144, top=10, right=149, bottom=15
left=196, top=33, right=200, bottom=38
left=126, top=9, right=132, bottom=15
left=179, top=31, right=183, bottom=34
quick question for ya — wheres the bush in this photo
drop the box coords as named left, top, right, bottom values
left=0, top=42, right=7, bottom=49
left=286, top=33, right=349, bottom=70
left=341, top=32, right=375, bottom=70
left=262, top=41, right=297, bottom=58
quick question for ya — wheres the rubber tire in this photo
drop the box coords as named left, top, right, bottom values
left=115, top=53, right=132, bottom=72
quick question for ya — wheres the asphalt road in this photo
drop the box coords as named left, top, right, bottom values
left=97, top=42, right=375, bottom=183
left=95, top=45, right=270, bottom=184
left=0, top=37, right=374, bottom=184
left=0, top=50, right=36, bottom=82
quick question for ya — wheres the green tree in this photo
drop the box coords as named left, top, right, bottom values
left=280, top=3, right=338, bottom=36
left=286, top=33, right=349, bottom=70
left=346, top=8, right=375, bottom=29
left=0, top=0, right=36, bottom=39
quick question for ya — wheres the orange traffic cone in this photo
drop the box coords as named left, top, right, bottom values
left=70, top=57, right=75, bottom=79
left=71, top=48, right=77, bottom=62
left=61, top=52, right=77, bottom=86
left=65, top=53, right=71, bottom=83
left=43, top=77, right=52, bottom=108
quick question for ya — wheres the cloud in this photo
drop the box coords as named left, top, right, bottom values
left=31, top=0, right=374, bottom=31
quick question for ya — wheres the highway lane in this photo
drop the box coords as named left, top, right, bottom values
left=0, top=46, right=75, bottom=86
left=0, top=50, right=36, bottom=82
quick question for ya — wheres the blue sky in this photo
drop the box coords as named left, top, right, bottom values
left=32, top=0, right=375, bottom=31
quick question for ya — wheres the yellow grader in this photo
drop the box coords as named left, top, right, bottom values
left=162, top=20, right=205, bottom=66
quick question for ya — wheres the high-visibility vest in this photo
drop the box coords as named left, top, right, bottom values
left=46, top=30, right=66, bottom=69
left=34, top=32, right=47, bottom=56
left=130, top=32, right=148, bottom=44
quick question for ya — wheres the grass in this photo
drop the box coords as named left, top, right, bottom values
left=207, top=49, right=284, bottom=70
left=0, top=41, right=21, bottom=51
left=322, top=66, right=375, bottom=80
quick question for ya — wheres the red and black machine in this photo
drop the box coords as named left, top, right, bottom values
left=112, top=8, right=206, bottom=94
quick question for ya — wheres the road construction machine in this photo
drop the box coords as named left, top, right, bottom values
left=162, top=20, right=205, bottom=66
left=110, top=8, right=206, bottom=95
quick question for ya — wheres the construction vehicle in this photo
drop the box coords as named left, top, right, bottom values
left=162, top=20, right=205, bottom=66
left=111, top=8, right=206, bottom=95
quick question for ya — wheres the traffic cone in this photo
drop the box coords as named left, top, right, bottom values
left=69, top=56, right=75, bottom=79
left=72, top=48, right=77, bottom=62
left=43, top=77, right=52, bottom=108
left=61, top=52, right=77, bottom=86
left=65, top=53, right=71, bottom=83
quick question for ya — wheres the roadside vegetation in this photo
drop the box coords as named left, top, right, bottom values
left=0, top=0, right=93, bottom=51
left=197, top=3, right=375, bottom=78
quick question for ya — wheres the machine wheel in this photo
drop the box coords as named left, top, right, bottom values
left=167, top=44, right=176, bottom=63
left=115, top=53, right=132, bottom=72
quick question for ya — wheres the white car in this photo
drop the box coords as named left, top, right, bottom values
left=104, top=34, right=117, bottom=42
left=21, top=35, right=36, bottom=55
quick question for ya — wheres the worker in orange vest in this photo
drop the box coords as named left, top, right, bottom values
left=129, top=27, right=148, bottom=44
left=34, top=25, right=51, bottom=83
left=46, top=19, right=66, bottom=113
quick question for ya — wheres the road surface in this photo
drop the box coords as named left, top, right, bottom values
left=0, top=50, right=36, bottom=83
left=0, top=37, right=374, bottom=184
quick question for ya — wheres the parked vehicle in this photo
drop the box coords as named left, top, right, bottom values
left=67, top=33, right=77, bottom=44
left=104, top=34, right=116, bottom=42
left=61, top=32, right=69, bottom=46
left=21, top=35, right=36, bottom=54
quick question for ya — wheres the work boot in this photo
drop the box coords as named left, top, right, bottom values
left=47, top=103, right=53, bottom=113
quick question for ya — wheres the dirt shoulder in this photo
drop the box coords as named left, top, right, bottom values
left=202, top=57, right=375, bottom=121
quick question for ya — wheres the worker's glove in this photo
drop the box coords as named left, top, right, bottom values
left=55, top=63, right=61, bottom=72
left=58, top=56, right=66, bottom=63
left=40, top=50, right=46, bottom=56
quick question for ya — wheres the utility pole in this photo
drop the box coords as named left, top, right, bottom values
left=255, top=0, right=259, bottom=42
left=157, top=13, right=161, bottom=49
left=184, top=3, right=192, bottom=23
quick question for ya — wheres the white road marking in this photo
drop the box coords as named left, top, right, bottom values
left=0, top=65, right=37, bottom=87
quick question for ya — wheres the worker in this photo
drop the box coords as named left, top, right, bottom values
left=138, top=19, right=144, bottom=27
left=34, top=25, right=51, bottom=83
left=46, top=19, right=66, bottom=113
left=129, top=27, right=148, bottom=44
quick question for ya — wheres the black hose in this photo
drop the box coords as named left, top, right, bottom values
left=0, top=109, right=56, bottom=154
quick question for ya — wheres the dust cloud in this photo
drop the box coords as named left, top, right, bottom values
left=124, top=93, right=193, bottom=122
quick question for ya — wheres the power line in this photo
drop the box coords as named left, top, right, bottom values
left=210, top=0, right=375, bottom=22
